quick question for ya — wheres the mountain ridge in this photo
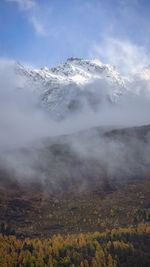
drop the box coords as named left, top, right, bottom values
left=15, top=58, right=126, bottom=119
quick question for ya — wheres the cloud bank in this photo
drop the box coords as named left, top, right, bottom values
left=1, top=54, right=150, bottom=149
left=0, top=52, right=150, bottom=191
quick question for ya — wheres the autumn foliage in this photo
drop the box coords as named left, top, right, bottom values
left=0, top=222, right=150, bottom=266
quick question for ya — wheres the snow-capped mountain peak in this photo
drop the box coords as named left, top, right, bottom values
left=15, top=58, right=126, bottom=120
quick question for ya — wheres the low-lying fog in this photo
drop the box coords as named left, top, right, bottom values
left=0, top=58, right=150, bottom=192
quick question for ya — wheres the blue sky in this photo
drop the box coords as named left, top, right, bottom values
left=0, top=0, right=150, bottom=68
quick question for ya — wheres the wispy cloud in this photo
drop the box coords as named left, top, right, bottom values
left=6, top=0, right=48, bottom=36
left=118, top=0, right=140, bottom=8
left=6, top=0, right=36, bottom=11
left=30, top=16, right=47, bottom=36
left=91, top=38, right=150, bottom=76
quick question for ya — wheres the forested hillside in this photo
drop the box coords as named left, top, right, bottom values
left=1, top=223, right=150, bottom=267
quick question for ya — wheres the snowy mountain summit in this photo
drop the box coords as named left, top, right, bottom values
left=15, top=58, right=126, bottom=120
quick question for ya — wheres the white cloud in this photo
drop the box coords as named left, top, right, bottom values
left=6, top=0, right=36, bottom=11
left=6, top=0, right=48, bottom=36
left=92, top=38, right=150, bottom=76
left=30, top=16, right=47, bottom=36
